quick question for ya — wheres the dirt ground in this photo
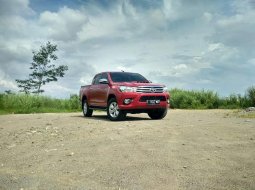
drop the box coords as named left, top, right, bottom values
left=0, top=110, right=254, bottom=190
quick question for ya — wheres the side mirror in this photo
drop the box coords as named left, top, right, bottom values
left=99, top=78, right=108, bottom=84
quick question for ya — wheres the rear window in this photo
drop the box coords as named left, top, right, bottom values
left=110, top=72, right=149, bottom=83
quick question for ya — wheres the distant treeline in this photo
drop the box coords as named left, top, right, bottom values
left=170, top=86, right=255, bottom=109
left=0, top=86, right=254, bottom=114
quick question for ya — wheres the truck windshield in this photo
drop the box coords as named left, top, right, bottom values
left=110, top=72, right=149, bottom=83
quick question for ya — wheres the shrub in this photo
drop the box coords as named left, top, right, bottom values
left=170, top=89, right=220, bottom=109
left=69, top=94, right=80, bottom=110
left=246, top=86, right=255, bottom=107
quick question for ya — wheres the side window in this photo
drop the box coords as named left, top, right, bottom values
left=101, top=73, right=108, bottom=81
left=92, top=76, right=96, bottom=84
left=92, top=74, right=101, bottom=85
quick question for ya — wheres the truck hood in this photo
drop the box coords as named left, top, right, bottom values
left=112, top=82, right=165, bottom=87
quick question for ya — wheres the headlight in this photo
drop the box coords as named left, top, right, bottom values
left=163, top=87, right=168, bottom=92
left=119, top=86, right=137, bottom=92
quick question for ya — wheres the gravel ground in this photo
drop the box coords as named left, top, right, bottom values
left=0, top=110, right=254, bottom=190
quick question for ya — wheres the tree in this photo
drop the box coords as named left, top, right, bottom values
left=16, top=42, right=68, bottom=94
left=4, top=90, right=14, bottom=95
left=16, top=79, right=32, bottom=94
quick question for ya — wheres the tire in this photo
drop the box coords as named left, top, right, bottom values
left=107, top=98, right=126, bottom=121
left=82, top=99, right=93, bottom=117
left=148, top=108, right=168, bottom=120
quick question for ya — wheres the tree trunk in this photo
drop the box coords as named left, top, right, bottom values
left=37, top=76, right=43, bottom=94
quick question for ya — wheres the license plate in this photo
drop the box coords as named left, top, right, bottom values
left=147, top=100, right=160, bottom=105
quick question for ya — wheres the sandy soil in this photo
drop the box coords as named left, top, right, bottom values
left=0, top=110, right=254, bottom=190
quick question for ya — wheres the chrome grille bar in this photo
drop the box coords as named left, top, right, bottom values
left=136, top=86, right=164, bottom=93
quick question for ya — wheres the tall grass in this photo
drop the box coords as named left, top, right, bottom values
left=170, top=87, right=254, bottom=109
left=170, top=89, right=219, bottom=109
left=0, top=86, right=255, bottom=114
left=0, top=93, right=80, bottom=114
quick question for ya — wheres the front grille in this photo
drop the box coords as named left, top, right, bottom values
left=136, top=86, right=164, bottom=93
left=139, top=96, right=166, bottom=102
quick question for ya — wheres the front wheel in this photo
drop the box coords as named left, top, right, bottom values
left=82, top=99, right=93, bottom=117
left=107, top=98, right=126, bottom=121
left=148, top=108, right=168, bottom=120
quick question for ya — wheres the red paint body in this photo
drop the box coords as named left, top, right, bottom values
left=79, top=72, right=170, bottom=112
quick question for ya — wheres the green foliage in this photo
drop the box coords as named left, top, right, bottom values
left=170, top=88, right=220, bottom=109
left=0, top=93, right=80, bottom=114
left=1, top=86, right=255, bottom=114
left=15, top=79, right=32, bottom=94
left=69, top=94, right=80, bottom=110
left=170, top=87, right=255, bottom=109
left=246, top=86, right=255, bottom=106
left=16, top=42, right=68, bottom=94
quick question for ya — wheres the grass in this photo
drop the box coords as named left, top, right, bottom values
left=228, top=110, right=255, bottom=119
left=170, top=88, right=219, bottom=109
left=240, top=113, right=255, bottom=118
left=0, top=86, right=255, bottom=114
left=0, top=93, right=80, bottom=114
left=235, top=111, right=255, bottom=119
left=170, top=88, right=253, bottom=109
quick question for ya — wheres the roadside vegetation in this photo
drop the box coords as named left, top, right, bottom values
left=0, top=86, right=254, bottom=115
left=169, top=86, right=255, bottom=109
left=0, top=93, right=80, bottom=114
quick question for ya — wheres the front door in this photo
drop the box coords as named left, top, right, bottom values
left=89, top=73, right=109, bottom=107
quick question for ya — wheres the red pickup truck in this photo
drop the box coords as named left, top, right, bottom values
left=79, top=72, right=170, bottom=121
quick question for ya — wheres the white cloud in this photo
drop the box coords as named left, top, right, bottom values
left=43, top=83, right=74, bottom=98
left=39, top=6, right=88, bottom=41
left=0, top=79, right=18, bottom=90
left=0, top=0, right=255, bottom=97
left=248, top=58, right=255, bottom=66
left=213, top=2, right=255, bottom=50
left=203, top=12, right=213, bottom=22
left=208, top=43, right=222, bottom=52
left=0, top=0, right=33, bottom=16
left=0, top=70, right=18, bottom=90
left=170, top=64, right=188, bottom=77
left=162, top=0, right=180, bottom=20
left=77, top=14, right=121, bottom=41
left=116, top=66, right=131, bottom=72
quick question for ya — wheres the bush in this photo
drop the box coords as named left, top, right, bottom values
left=170, top=89, right=220, bottom=109
left=169, top=88, right=255, bottom=109
left=69, top=94, right=80, bottom=110
left=246, top=86, right=255, bottom=107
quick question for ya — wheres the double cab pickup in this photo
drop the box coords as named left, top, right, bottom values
left=79, top=72, right=170, bottom=121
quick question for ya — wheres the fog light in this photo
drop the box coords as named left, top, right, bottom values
left=124, top=98, right=132, bottom=105
left=167, top=99, right=170, bottom=104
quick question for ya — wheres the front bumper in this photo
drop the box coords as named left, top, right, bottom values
left=117, top=92, right=170, bottom=110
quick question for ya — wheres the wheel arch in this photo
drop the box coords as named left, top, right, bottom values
left=107, top=94, right=116, bottom=102
left=81, top=96, right=88, bottom=109
left=82, top=95, right=87, bottom=103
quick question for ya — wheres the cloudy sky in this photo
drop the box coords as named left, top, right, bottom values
left=0, top=0, right=255, bottom=98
